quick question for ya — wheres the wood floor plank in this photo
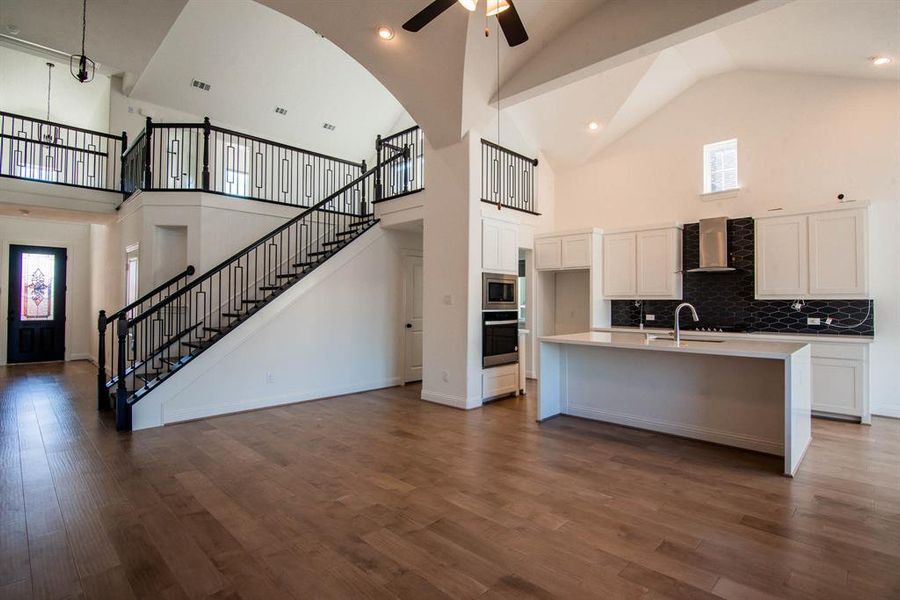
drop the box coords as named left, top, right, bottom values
left=1, top=361, right=898, bottom=599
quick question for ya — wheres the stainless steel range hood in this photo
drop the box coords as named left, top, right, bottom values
left=687, top=216, right=735, bottom=272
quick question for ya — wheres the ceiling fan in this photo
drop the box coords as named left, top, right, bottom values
left=402, top=0, right=529, bottom=47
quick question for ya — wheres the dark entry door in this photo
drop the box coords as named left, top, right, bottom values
left=7, top=244, right=67, bottom=363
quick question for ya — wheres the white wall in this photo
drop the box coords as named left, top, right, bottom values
left=0, top=215, right=93, bottom=364
left=554, top=70, right=900, bottom=417
left=0, top=46, right=111, bottom=131
left=132, top=225, right=421, bottom=428
left=108, top=76, right=203, bottom=142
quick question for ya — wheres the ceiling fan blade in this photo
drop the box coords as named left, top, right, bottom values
left=497, top=0, right=528, bottom=46
left=402, top=0, right=458, bottom=32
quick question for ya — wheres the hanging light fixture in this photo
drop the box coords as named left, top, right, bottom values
left=70, top=0, right=95, bottom=83
left=458, top=0, right=478, bottom=12
left=485, top=0, right=510, bottom=16
left=43, top=62, right=55, bottom=141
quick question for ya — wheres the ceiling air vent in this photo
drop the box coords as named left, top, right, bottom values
left=191, top=79, right=211, bottom=92
left=322, top=122, right=336, bottom=131
left=274, top=107, right=288, bottom=115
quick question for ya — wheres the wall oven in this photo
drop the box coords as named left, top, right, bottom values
left=482, top=272, right=517, bottom=311
left=482, top=310, right=519, bottom=367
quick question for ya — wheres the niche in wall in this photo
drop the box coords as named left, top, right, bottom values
left=553, top=270, right=590, bottom=335
left=153, top=225, right=188, bottom=286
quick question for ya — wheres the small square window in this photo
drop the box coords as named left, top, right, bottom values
left=703, top=139, right=738, bottom=194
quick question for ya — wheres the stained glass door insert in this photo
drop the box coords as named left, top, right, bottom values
left=19, top=252, right=55, bottom=321
left=7, top=245, right=67, bottom=363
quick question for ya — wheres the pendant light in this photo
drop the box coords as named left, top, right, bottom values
left=43, top=62, right=55, bottom=141
left=458, top=0, right=478, bottom=11
left=485, top=0, right=510, bottom=16
left=70, top=0, right=95, bottom=83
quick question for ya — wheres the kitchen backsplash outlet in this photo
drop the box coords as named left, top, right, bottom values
left=610, top=218, right=874, bottom=336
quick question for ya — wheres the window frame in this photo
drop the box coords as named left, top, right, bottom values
left=702, top=138, right=739, bottom=195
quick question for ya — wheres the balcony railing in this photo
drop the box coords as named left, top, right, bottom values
left=122, top=117, right=365, bottom=208
left=481, top=139, right=539, bottom=214
left=375, top=125, right=424, bottom=202
left=0, top=111, right=125, bottom=193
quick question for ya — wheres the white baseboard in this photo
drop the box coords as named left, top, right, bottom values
left=565, top=403, right=784, bottom=456
left=164, top=376, right=402, bottom=424
left=872, top=406, right=900, bottom=419
left=420, top=389, right=481, bottom=410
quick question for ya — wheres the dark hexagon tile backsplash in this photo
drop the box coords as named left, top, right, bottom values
left=610, top=218, right=874, bottom=336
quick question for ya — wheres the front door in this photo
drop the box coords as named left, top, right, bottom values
left=7, top=244, right=67, bottom=363
left=403, top=255, right=423, bottom=383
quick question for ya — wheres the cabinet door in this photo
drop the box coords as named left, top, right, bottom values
left=603, top=233, right=637, bottom=298
left=756, top=216, right=808, bottom=298
left=482, top=219, right=501, bottom=271
left=636, top=229, right=680, bottom=298
left=812, top=358, right=862, bottom=417
left=561, top=234, right=591, bottom=269
left=499, top=222, right=518, bottom=273
left=535, top=238, right=562, bottom=270
left=809, top=209, right=867, bottom=298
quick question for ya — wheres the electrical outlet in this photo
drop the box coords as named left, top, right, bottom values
left=807, top=317, right=821, bottom=326
left=443, top=294, right=453, bottom=306
left=441, top=370, right=449, bottom=383
left=645, top=314, right=655, bottom=321
left=265, top=373, right=274, bottom=384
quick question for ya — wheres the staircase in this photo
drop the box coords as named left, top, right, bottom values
left=97, top=149, right=409, bottom=431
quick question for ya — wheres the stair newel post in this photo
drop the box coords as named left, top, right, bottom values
left=119, top=131, right=128, bottom=199
left=359, top=160, right=367, bottom=216
left=142, top=116, right=153, bottom=191
left=374, top=135, right=383, bottom=203
left=115, top=314, right=132, bottom=431
left=403, top=143, right=411, bottom=193
left=97, top=310, right=107, bottom=410
left=202, top=117, right=211, bottom=192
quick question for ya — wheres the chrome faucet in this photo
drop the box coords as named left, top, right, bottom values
left=674, top=302, right=699, bottom=345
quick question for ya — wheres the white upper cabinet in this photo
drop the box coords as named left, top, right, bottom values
left=535, top=238, right=562, bottom=270
left=756, top=207, right=868, bottom=299
left=535, top=233, right=593, bottom=271
left=482, top=217, right=518, bottom=273
left=603, top=226, right=682, bottom=299
left=808, top=209, right=867, bottom=297
left=561, top=234, right=592, bottom=269
left=756, top=215, right=809, bottom=298
left=636, top=228, right=682, bottom=298
left=602, top=233, right=637, bottom=297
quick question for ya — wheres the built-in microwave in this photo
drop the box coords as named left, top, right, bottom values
left=482, top=272, right=517, bottom=311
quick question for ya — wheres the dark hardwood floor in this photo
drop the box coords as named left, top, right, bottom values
left=1, top=361, right=898, bottom=599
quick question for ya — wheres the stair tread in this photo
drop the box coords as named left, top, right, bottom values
left=222, top=312, right=242, bottom=318
left=203, top=326, right=223, bottom=333
left=275, top=273, right=299, bottom=279
left=241, top=298, right=262, bottom=304
left=259, top=285, right=281, bottom=291
left=308, top=251, right=330, bottom=257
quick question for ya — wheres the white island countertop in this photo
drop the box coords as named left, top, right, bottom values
left=540, top=331, right=807, bottom=360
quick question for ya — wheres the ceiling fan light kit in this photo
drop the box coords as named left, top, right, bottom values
left=403, top=0, right=528, bottom=47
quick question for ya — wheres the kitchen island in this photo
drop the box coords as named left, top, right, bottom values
left=539, top=331, right=811, bottom=476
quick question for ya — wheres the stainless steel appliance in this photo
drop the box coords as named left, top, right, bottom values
left=482, top=272, right=517, bottom=310
left=482, top=310, right=519, bottom=367
left=687, top=216, right=736, bottom=272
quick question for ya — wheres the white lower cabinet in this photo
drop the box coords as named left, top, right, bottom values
left=809, top=342, right=868, bottom=420
left=482, top=364, right=519, bottom=400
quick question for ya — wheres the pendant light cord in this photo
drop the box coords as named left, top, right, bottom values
left=81, top=0, right=87, bottom=57
left=46, top=63, right=53, bottom=121
left=496, top=16, right=501, bottom=210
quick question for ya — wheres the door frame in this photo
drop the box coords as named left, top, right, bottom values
left=1, top=238, right=77, bottom=366
left=400, top=250, right=423, bottom=384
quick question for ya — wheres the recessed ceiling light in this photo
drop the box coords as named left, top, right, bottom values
left=587, top=121, right=600, bottom=131
left=377, top=26, right=394, bottom=41
left=871, top=56, right=892, bottom=66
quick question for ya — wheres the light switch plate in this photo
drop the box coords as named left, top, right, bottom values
left=807, top=317, right=821, bottom=325
left=645, top=314, right=655, bottom=321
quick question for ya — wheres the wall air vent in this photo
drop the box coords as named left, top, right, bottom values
left=322, top=123, right=336, bottom=131
left=274, top=107, right=288, bottom=115
left=191, top=79, right=211, bottom=91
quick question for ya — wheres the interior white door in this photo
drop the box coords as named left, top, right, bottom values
left=404, top=255, right=424, bottom=383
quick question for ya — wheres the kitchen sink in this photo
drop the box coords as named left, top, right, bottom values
left=649, top=335, right=726, bottom=343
